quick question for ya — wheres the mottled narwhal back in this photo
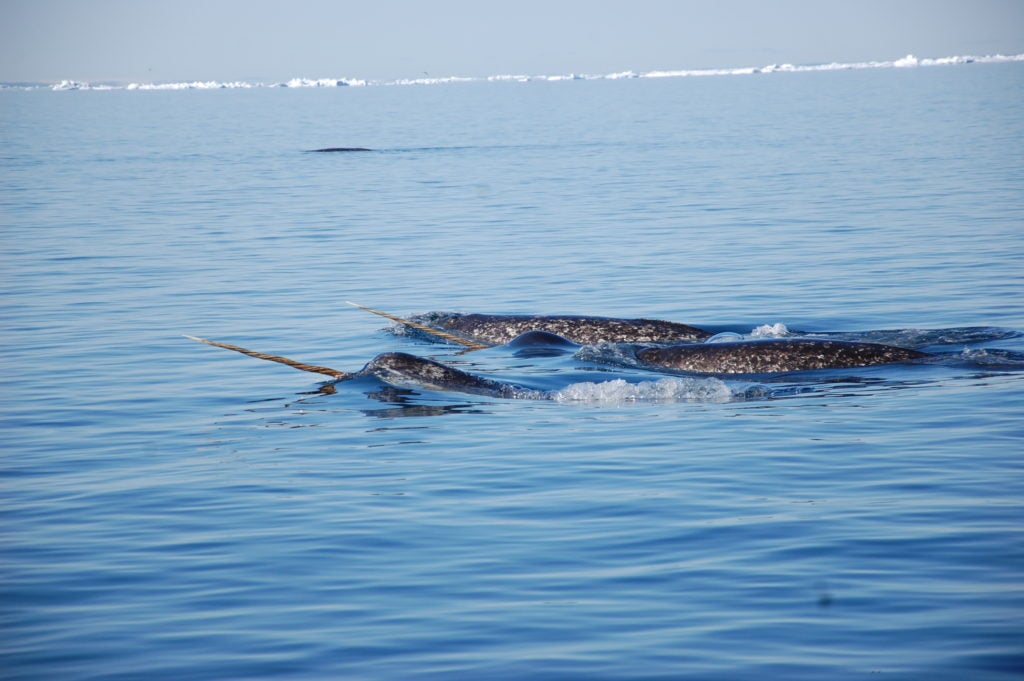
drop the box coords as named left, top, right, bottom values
left=638, top=339, right=930, bottom=374
left=410, top=312, right=712, bottom=345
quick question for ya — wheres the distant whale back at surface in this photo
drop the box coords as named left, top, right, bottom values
left=637, top=339, right=930, bottom=374
left=308, top=147, right=373, bottom=152
left=410, top=312, right=713, bottom=345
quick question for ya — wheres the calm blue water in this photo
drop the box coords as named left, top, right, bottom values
left=3, top=63, right=1024, bottom=680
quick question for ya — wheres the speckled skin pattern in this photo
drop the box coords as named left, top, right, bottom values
left=362, top=352, right=523, bottom=397
left=637, top=339, right=930, bottom=374
left=411, top=312, right=712, bottom=345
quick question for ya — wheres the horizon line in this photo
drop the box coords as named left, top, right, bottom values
left=4, top=51, right=1023, bottom=92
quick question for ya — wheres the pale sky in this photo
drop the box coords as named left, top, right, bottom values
left=2, top=0, right=1022, bottom=84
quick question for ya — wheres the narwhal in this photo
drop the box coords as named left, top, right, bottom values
left=185, top=336, right=528, bottom=397
left=346, top=302, right=711, bottom=346
left=186, top=332, right=931, bottom=399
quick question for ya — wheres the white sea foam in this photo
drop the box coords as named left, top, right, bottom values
left=547, top=377, right=734, bottom=403
left=751, top=322, right=790, bottom=338
left=29, top=52, right=1024, bottom=92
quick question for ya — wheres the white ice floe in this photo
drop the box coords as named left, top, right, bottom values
left=34, top=53, right=1024, bottom=92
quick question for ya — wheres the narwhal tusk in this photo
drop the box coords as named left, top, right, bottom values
left=184, top=335, right=350, bottom=379
left=345, top=301, right=491, bottom=350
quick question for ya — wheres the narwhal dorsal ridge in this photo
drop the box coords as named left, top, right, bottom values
left=637, top=339, right=930, bottom=374
left=411, top=312, right=713, bottom=345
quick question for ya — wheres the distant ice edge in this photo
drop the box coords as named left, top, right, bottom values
left=16, top=52, right=1024, bottom=92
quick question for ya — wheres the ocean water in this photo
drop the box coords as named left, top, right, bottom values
left=2, top=58, right=1024, bottom=680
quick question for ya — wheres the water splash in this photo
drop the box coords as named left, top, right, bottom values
left=545, top=376, right=734, bottom=403
left=751, top=322, right=790, bottom=338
